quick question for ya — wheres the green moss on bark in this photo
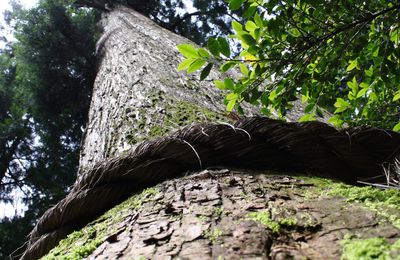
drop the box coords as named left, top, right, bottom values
left=302, top=177, right=400, bottom=228
left=42, top=187, right=159, bottom=260
left=246, top=210, right=299, bottom=233
left=125, top=92, right=226, bottom=146
left=341, top=236, right=400, bottom=260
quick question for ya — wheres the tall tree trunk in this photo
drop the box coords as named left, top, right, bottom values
left=19, top=4, right=400, bottom=260
left=78, top=5, right=227, bottom=175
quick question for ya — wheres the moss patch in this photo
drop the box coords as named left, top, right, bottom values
left=247, top=211, right=281, bottom=233
left=124, top=92, right=227, bottom=147
left=341, top=236, right=400, bottom=260
left=164, top=100, right=224, bottom=127
left=42, top=187, right=159, bottom=260
left=205, top=228, right=223, bottom=244
left=301, top=177, right=400, bottom=228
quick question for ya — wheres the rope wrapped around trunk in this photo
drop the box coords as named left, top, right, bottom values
left=19, top=117, right=400, bottom=260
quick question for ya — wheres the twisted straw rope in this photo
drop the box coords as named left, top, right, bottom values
left=20, top=117, right=400, bottom=260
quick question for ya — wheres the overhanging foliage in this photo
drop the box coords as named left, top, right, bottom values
left=178, top=0, right=400, bottom=130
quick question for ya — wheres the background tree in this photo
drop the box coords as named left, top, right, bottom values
left=0, top=0, right=99, bottom=256
left=179, top=0, right=400, bottom=130
left=113, top=0, right=239, bottom=45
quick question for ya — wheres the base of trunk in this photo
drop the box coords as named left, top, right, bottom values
left=45, top=170, right=400, bottom=259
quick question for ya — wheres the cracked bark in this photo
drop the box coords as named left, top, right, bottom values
left=87, top=170, right=399, bottom=259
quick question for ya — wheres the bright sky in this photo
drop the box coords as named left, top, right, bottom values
left=0, top=0, right=38, bottom=12
left=0, top=0, right=38, bottom=48
left=0, top=0, right=39, bottom=221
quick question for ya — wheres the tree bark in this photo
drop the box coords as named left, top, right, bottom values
left=78, top=5, right=228, bottom=176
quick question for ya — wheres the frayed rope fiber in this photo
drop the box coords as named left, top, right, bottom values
left=19, top=117, right=400, bottom=260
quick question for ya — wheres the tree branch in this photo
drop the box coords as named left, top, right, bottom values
left=169, top=11, right=202, bottom=31
left=316, top=4, right=400, bottom=44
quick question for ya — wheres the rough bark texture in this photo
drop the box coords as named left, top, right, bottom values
left=87, top=171, right=399, bottom=259
left=78, top=5, right=229, bottom=174
left=43, top=170, right=400, bottom=260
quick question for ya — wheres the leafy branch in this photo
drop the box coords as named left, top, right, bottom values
left=177, top=0, right=400, bottom=130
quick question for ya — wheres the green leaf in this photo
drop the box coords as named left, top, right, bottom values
left=239, top=33, right=257, bottom=46
left=197, top=48, right=210, bottom=58
left=260, top=92, right=268, bottom=106
left=299, top=113, right=315, bottom=122
left=334, top=98, right=350, bottom=108
left=304, top=102, right=315, bottom=113
left=235, top=83, right=247, bottom=94
left=347, top=77, right=358, bottom=93
left=200, top=63, right=213, bottom=80
left=224, top=78, right=235, bottom=91
left=334, top=107, right=348, bottom=113
left=177, top=44, right=199, bottom=58
left=372, top=46, right=380, bottom=57
left=187, top=59, right=206, bottom=73
left=261, top=107, right=270, bottom=116
left=368, top=91, right=378, bottom=104
left=217, top=37, right=231, bottom=57
left=254, top=12, right=263, bottom=27
left=232, top=21, right=243, bottom=33
left=356, top=88, right=368, bottom=98
left=334, top=98, right=350, bottom=113
left=393, top=122, right=400, bottom=132
left=207, top=38, right=220, bottom=57
left=365, top=66, right=373, bottom=77
left=360, top=82, right=369, bottom=89
left=226, top=99, right=236, bottom=112
left=243, top=3, right=257, bottom=18
left=247, top=45, right=260, bottom=55
left=327, top=115, right=344, bottom=127
left=301, top=94, right=309, bottom=103
left=390, top=28, right=399, bottom=44
left=221, top=61, right=236, bottom=72
left=226, top=92, right=238, bottom=101
left=289, top=28, right=301, bottom=37
left=215, top=80, right=226, bottom=90
left=177, top=58, right=194, bottom=71
left=346, top=59, right=358, bottom=71
left=237, top=104, right=244, bottom=115
left=245, top=21, right=258, bottom=32
left=229, top=0, right=244, bottom=11
left=306, top=63, right=316, bottom=74
left=239, top=64, right=249, bottom=76
left=393, top=91, right=400, bottom=101
left=268, top=90, right=277, bottom=101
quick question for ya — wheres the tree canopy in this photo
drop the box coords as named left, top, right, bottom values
left=0, top=0, right=99, bottom=256
left=178, top=0, right=400, bottom=130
